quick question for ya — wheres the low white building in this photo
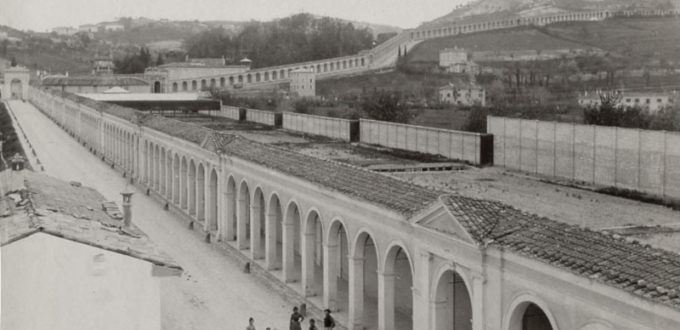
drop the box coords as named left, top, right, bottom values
left=439, top=82, right=486, bottom=106
left=52, top=26, right=78, bottom=36
left=0, top=169, right=181, bottom=330
left=439, top=47, right=481, bottom=74
left=578, top=91, right=676, bottom=113
left=289, top=68, right=316, bottom=97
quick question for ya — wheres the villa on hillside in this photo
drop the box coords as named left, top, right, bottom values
left=578, top=90, right=676, bottom=113
left=439, top=82, right=486, bottom=106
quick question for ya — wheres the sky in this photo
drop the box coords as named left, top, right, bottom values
left=0, top=0, right=464, bottom=31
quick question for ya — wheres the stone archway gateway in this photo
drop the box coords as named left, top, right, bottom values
left=2, top=66, right=30, bottom=100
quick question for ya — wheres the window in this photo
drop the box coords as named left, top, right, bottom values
left=657, top=98, right=662, bottom=103
left=635, top=98, right=639, bottom=103
left=625, top=98, right=631, bottom=102
left=646, top=98, right=650, bottom=104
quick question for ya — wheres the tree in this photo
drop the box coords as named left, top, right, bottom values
left=361, top=90, right=411, bottom=123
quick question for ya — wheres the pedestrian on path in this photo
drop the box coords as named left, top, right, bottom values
left=308, top=319, right=318, bottom=330
left=323, top=309, right=335, bottom=330
left=247, top=317, right=256, bottom=330
left=290, top=306, right=304, bottom=330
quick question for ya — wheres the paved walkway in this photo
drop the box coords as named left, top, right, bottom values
left=9, top=100, right=296, bottom=330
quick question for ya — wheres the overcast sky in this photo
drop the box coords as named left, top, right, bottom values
left=0, top=0, right=463, bottom=31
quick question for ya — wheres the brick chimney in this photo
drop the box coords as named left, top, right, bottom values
left=121, top=188, right=134, bottom=227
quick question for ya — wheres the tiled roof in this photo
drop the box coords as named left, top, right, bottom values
left=212, top=133, right=440, bottom=216
left=42, top=75, right=149, bottom=87
left=0, top=170, right=181, bottom=271
left=441, top=194, right=680, bottom=310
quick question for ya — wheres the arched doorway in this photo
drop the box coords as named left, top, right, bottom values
left=383, top=245, right=413, bottom=330
left=180, top=157, right=188, bottom=209
left=224, top=177, right=237, bottom=241
left=188, top=160, right=197, bottom=215
left=153, top=81, right=161, bottom=93
left=207, top=169, right=218, bottom=233
left=507, top=299, right=557, bottom=330
left=237, top=181, right=251, bottom=250
left=196, top=163, right=206, bottom=222
left=302, top=210, right=323, bottom=297
left=324, top=220, right=350, bottom=313
left=251, top=188, right=266, bottom=260
left=10, top=79, right=23, bottom=99
left=283, top=202, right=302, bottom=283
left=350, top=231, right=379, bottom=330
left=265, top=194, right=283, bottom=271
left=433, top=269, right=472, bottom=330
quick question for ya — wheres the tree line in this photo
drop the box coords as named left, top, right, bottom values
left=184, top=13, right=374, bottom=68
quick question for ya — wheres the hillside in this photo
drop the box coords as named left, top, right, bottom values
left=405, top=17, right=680, bottom=69
left=426, top=0, right=678, bottom=26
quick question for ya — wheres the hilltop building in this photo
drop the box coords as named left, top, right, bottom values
left=440, top=47, right=481, bottom=74
left=52, top=26, right=78, bottom=36
left=289, top=68, right=316, bottom=97
left=578, top=90, right=676, bottom=113
left=439, top=82, right=486, bottom=106
left=0, top=169, right=181, bottom=330
left=101, top=22, right=125, bottom=32
left=78, top=24, right=99, bottom=33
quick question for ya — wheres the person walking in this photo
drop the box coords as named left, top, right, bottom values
left=290, top=306, right=304, bottom=330
left=323, top=309, right=335, bottom=330
left=246, top=317, right=256, bottom=330
left=308, top=319, right=318, bottom=330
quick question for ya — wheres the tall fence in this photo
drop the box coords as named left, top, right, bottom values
left=246, top=108, right=282, bottom=127
left=283, top=112, right=359, bottom=141
left=487, top=116, right=680, bottom=199
left=359, top=119, right=493, bottom=165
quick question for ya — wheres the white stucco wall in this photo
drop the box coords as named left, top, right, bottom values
left=1, top=233, right=161, bottom=330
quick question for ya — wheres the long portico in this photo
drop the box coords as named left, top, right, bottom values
left=28, top=87, right=680, bottom=330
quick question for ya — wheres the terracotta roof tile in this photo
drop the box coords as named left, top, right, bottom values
left=0, top=170, right=181, bottom=271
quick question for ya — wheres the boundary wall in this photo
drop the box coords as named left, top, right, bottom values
left=487, top=116, right=680, bottom=199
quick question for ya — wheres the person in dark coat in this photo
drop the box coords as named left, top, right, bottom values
left=290, top=306, right=304, bottom=330
left=323, top=309, right=335, bottom=329
left=308, top=319, right=318, bottom=330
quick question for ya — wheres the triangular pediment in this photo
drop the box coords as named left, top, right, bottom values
left=411, top=198, right=475, bottom=244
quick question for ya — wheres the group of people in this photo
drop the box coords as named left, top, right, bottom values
left=246, top=307, right=336, bottom=330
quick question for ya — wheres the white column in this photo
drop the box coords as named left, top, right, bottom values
left=348, top=256, right=365, bottom=330
left=378, top=271, right=396, bottom=330
left=301, top=231, right=316, bottom=296
left=323, top=243, right=338, bottom=311
left=250, top=204, right=263, bottom=259
left=472, top=274, right=485, bottom=330
left=265, top=210, right=277, bottom=270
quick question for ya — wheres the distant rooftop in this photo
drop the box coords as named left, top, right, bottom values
left=42, top=75, right=149, bottom=87
left=0, top=170, right=181, bottom=272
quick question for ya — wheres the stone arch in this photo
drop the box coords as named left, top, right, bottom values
left=504, top=293, right=559, bottom=330
left=237, top=180, right=251, bottom=250
left=349, top=229, right=380, bottom=329
left=224, top=176, right=237, bottom=241
left=229, top=76, right=235, bottom=85
left=201, top=79, right=207, bottom=89
left=160, top=147, right=167, bottom=195
left=432, top=265, right=473, bottom=330
left=210, top=78, right=216, bottom=88
left=172, top=82, right=178, bottom=92
left=191, top=80, right=197, bottom=90
left=173, top=153, right=180, bottom=205
left=196, top=163, right=206, bottom=221
left=188, top=159, right=197, bottom=215
left=182, top=81, right=188, bottom=91
left=283, top=200, right=302, bottom=283
left=382, top=242, right=415, bottom=330
left=265, top=192, right=284, bottom=270
left=207, top=169, right=218, bottom=232
left=324, top=217, right=350, bottom=312
left=250, top=186, right=266, bottom=260
left=165, top=150, right=173, bottom=199
left=302, top=208, right=324, bottom=296
left=220, top=77, right=225, bottom=87
left=153, top=81, right=161, bottom=93
left=180, top=156, right=188, bottom=209
left=246, top=74, right=252, bottom=84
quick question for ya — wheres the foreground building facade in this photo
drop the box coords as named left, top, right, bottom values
left=27, top=86, right=680, bottom=330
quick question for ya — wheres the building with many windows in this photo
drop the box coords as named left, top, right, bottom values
left=578, top=91, right=675, bottom=113
left=289, top=68, right=316, bottom=97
